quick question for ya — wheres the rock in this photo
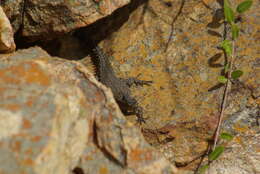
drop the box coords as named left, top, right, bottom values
left=0, top=47, right=178, bottom=174
left=1, top=0, right=130, bottom=40
left=0, top=0, right=23, bottom=33
left=1, top=0, right=258, bottom=173
left=206, top=131, right=260, bottom=174
left=83, top=0, right=259, bottom=172
left=25, top=0, right=259, bottom=172
left=190, top=107, right=260, bottom=174
left=0, top=6, right=15, bottom=53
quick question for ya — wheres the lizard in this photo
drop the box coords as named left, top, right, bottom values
left=90, top=43, right=152, bottom=124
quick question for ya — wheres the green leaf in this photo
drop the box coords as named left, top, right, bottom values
left=218, top=76, right=228, bottom=83
left=198, top=165, right=209, bottom=174
left=231, top=24, right=239, bottom=40
left=231, top=70, right=243, bottom=79
left=221, top=40, right=232, bottom=56
left=209, top=146, right=225, bottom=161
left=236, top=0, right=253, bottom=13
left=220, top=132, right=234, bottom=141
left=224, top=0, right=232, bottom=9
left=224, top=0, right=235, bottom=23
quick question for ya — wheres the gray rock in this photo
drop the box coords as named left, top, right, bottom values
left=1, top=0, right=130, bottom=40
left=0, top=47, right=178, bottom=174
left=206, top=132, right=260, bottom=174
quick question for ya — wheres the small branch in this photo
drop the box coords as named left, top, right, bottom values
left=213, top=40, right=235, bottom=150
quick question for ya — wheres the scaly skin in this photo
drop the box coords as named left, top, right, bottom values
left=92, top=45, right=152, bottom=124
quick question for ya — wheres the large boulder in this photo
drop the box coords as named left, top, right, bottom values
left=0, top=47, right=178, bottom=174
left=1, top=0, right=130, bottom=40
left=79, top=0, right=259, bottom=172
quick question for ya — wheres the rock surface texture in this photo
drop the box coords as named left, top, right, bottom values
left=1, top=0, right=130, bottom=40
left=0, top=0, right=259, bottom=173
left=83, top=0, right=259, bottom=172
left=204, top=108, right=260, bottom=174
left=0, top=6, right=15, bottom=53
left=0, top=47, right=178, bottom=174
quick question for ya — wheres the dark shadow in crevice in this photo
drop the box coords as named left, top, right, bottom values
left=14, top=0, right=28, bottom=46
left=72, top=167, right=85, bottom=174
left=74, top=0, right=149, bottom=44
left=14, top=0, right=149, bottom=57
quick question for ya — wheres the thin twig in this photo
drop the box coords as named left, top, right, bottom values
left=164, top=0, right=185, bottom=52
left=213, top=40, right=235, bottom=150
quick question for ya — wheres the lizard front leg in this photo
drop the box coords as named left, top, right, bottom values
left=123, top=77, right=152, bottom=87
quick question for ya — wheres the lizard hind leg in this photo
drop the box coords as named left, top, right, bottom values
left=119, top=94, right=146, bottom=124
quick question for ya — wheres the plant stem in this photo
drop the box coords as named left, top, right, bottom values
left=213, top=40, right=235, bottom=150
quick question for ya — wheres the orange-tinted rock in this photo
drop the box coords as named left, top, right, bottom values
left=95, top=0, right=259, bottom=171
left=0, top=47, right=178, bottom=174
